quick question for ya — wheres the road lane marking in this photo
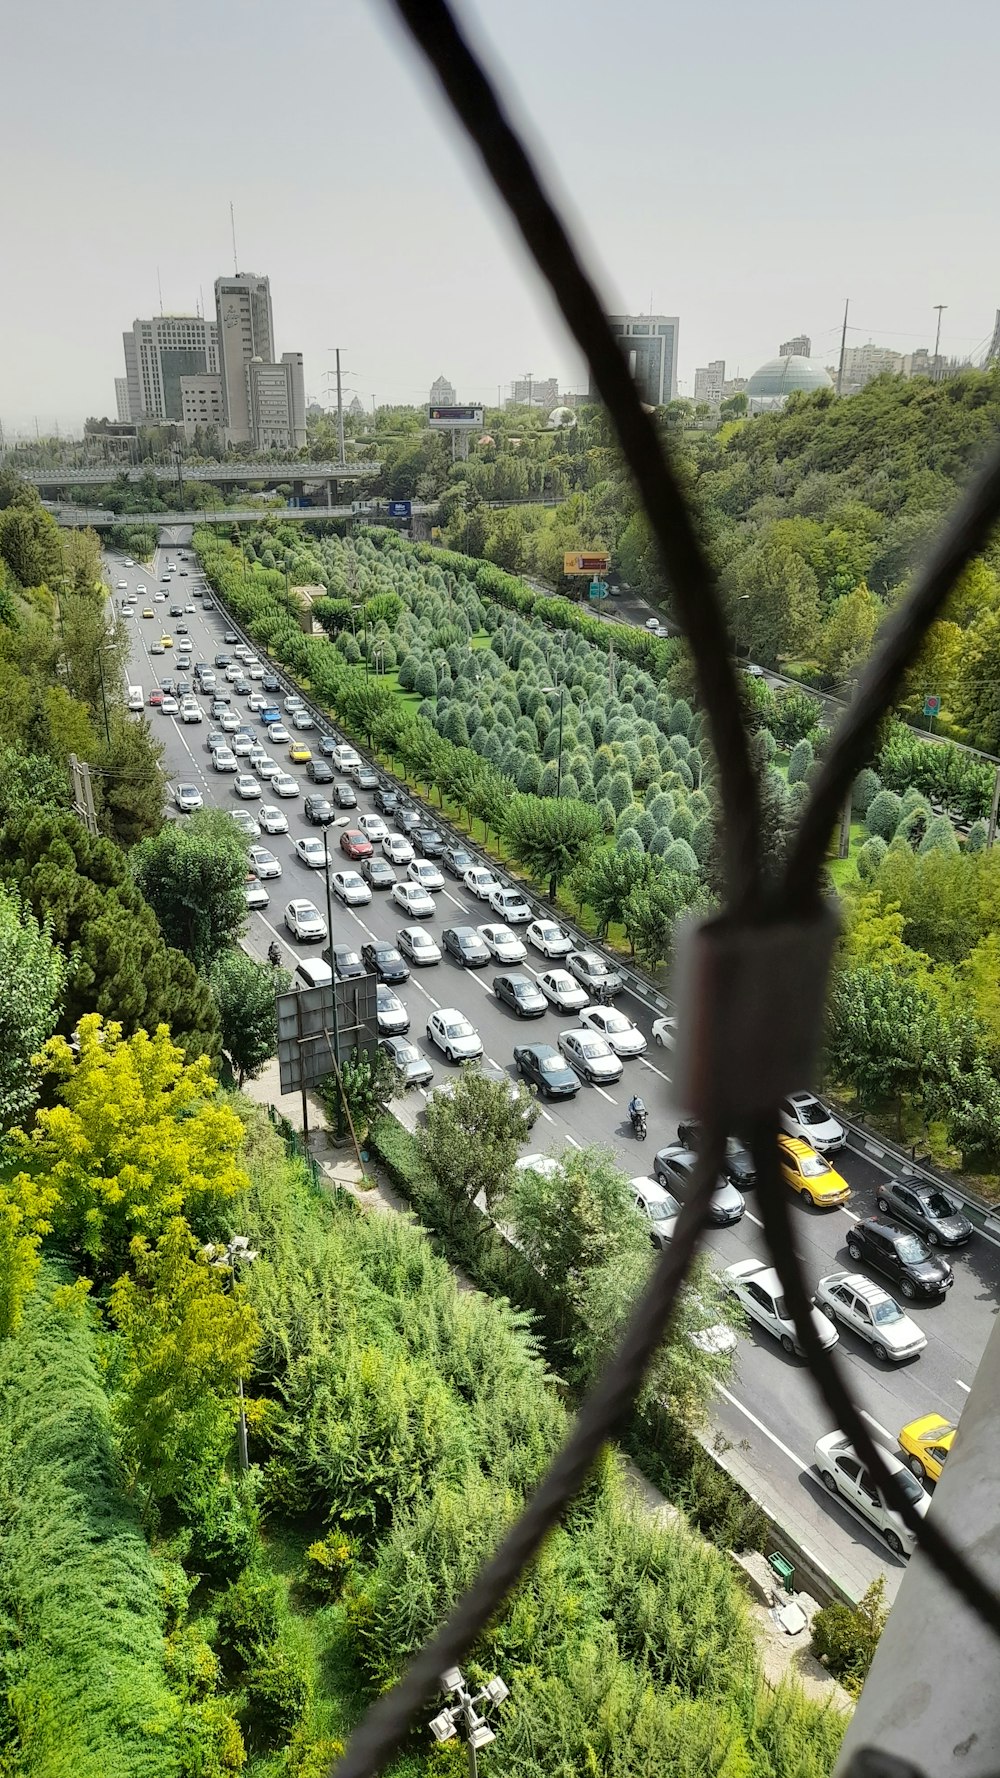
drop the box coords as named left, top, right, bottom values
left=860, top=1410, right=894, bottom=1443
left=564, top=1134, right=582, bottom=1148
left=639, top=1057, right=672, bottom=1083
left=593, top=1084, right=618, bottom=1106
left=744, top=1210, right=765, bottom=1229
left=716, top=1384, right=810, bottom=1473
left=539, top=1108, right=555, bottom=1124
left=956, top=1378, right=971, bottom=1393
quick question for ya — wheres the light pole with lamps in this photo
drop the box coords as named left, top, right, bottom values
left=203, top=1234, right=257, bottom=1470
left=541, top=683, right=566, bottom=797
left=428, top=1666, right=509, bottom=1778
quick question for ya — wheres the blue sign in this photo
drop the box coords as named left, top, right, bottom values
left=387, top=500, right=412, bottom=519
left=588, top=578, right=609, bottom=599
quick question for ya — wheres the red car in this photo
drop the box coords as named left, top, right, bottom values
left=340, top=828, right=373, bottom=859
left=148, top=689, right=164, bottom=706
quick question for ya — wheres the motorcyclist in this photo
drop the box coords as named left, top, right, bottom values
left=629, top=1094, right=646, bottom=1133
left=267, top=940, right=281, bottom=968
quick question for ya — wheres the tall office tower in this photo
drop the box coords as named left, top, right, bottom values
left=693, top=360, right=726, bottom=405
left=779, top=334, right=812, bottom=359
left=121, top=314, right=220, bottom=421
left=246, top=352, right=306, bottom=451
left=214, top=272, right=276, bottom=442
left=114, top=377, right=130, bottom=422
left=592, top=315, right=679, bottom=406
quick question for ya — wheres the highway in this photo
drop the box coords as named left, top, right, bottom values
left=109, top=534, right=1000, bottom=1605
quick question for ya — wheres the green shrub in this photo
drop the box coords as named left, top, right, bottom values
left=811, top=1577, right=888, bottom=1696
left=856, top=835, right=888, bottom=882
left=177, top=1473, right=261, bottom=1582
left=852, top=767, right=881, bottom=814
left=787, top=737, right=814, bottom=784
left=244, top=1640, right=312, bottom=1747
left=966, top=819, right=988, bottom=852
left=919, top=813, right=960, bottom=855
left=865, top=788, right=902, bottom=839
left=215, top=1569, right=283, bottom=1673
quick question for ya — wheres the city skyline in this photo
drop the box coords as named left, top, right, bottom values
left=3, top=0, right=999, bottom=431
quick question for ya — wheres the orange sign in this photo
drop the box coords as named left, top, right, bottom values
left=563, top=551, right=610, bottom=576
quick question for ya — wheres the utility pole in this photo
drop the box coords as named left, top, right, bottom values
left=334, top=348, right=345, bottom=464
left=933, top=304, right=948, bottom=381
left=69, top=754, right=98, bottom=835
left=836, top=298, right=850, bottom=395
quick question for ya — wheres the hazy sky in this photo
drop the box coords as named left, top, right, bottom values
left=3, top=0, right=998, bottom=433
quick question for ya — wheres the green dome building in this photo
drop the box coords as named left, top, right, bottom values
left=746, top=355, right=833, bottom=411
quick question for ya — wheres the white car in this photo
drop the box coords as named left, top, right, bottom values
left=292, top=710, right=315, bottom=730
left=235, top=774, right=261, bottom=800
left=124, top=559, right=134, bottom=567
left=230, top=809, right=260, bottom=839
left=557, top=1028, right=624, bottom=1084
left=376, top=988, right=410, bottom=1036
left=383, top=833, right=414, bottom=865
left=331, top=743, right=361, bottom=771
left=161, top=696, right=179, bottom=715
left=538, top=969, right=589, bottom=1013
left=652, top=1015, right=676, bottom=1050
left=116, top=580, right=128, bottom=590
left=255, top=755, right=281, bottom=781
left=488, top=885, right=532, bottom=924
left=393, top=881, right=435, bottom=918
left=181, top=702, right=202, bottom=724
left=332, top=870, right=372, bottom=906
left=632, top=1176, right=681, bottom=1249
left=814, top=1432, right=928, bottom=1558
left=247, top=744, right=268, bottom=768
left=358, top=813, right=388, bottom=842
left=213, top=747, right=238, bottom=772
left=136, top=585, right=146, bottom=595
left=478, top=922, right=526, bottom=964
left=248, top=663, right=265, bottom=680
left=725, top=1259, right=840, bottom=1357
left=247, top=694, right=267, bottom=713
left=155, top=590, right=166, bottom=601
left=284, top=899, right=327, bottom=943
left=780, top=1092, right=846, bottom=1153
left=525, top=918, right=573, bottom=959
left=813, top=1273, right=927, bottom=1362
left=249, top=845, right=282, bottom=880
left=284, top=693, right=305, bottom=713
left=219, top=712, right=240, bottom=733
left=233, top=733, right=255, bottom=756
left=234, top=644, right=254, bottom=661
left=397, top=926, right=441, bottom=967
left=273, top=772, right=299, bottom=798
left=579, top=1004, right=647, bottom=1058
left=184, top=602, right=196, bottom=614
left=245, top=879, right=270, bottom=910
left=426, top=1009, right=484, bottom=1063
left=644, top=616, right=660, bottom=631
left=269, top=724, right=290, bottom=744
left=294, top=836, right=326, bottom=869
left=174, top=783, right=203, bottom=813
left=407, top=859, right=444, bottom=892
left=225, top=662, right=244, bottom=682
left=465, top=865, right=500, bottom=901
left=258, top=804, right=288, bottom=835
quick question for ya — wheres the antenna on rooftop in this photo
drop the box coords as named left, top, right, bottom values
left=230, top=202, right=239, bottom=275
left=157, top=266, right=164, bottom=316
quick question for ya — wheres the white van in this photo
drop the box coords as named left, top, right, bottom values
left=295, top=958, right=334, bottom=991
left=127, top=685, right=144, bottom=712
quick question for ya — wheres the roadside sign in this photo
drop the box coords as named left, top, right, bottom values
left=387, top=500, right=412, bottom=518
left=924, top=694, right=941, bottom=717
left=564, top=551, right=611, bottom=577
left=588, top=579, right=608, bottom=599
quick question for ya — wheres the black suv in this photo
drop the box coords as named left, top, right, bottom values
left=373, top=787, right=399, bottom=816
left=262, top=673, right=281, bottom=693
left=306, top=757, right=335, bottom=784
left=304, top=794, right=335, bottom=826
left=846, top=1217, right=954, bottom=1298
left=332, top=781, right=357, bottom=808
left=415, top=828, right=445, bottom=858
left=214, top=652, right=231, bottom=669
left=874, top=1178, right=972, bottom=1248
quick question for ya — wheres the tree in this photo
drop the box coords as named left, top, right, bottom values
left=0, top=883, right=65, bottom=1143
left=571, top=846, right=652, bottom=933
left=328, top=1043, right=399, bottom=1142
left=955, top=607, right=1000, bottom=751
left=210, top=949, right=288, bottom=1086
left=622, top=871, right=706, bottom=971
left=132, top=808, right=249, bottom=971
left=94, top=712, right=167, bottom=847
left=826, top=964, right=939, bottom=1127
left=865, top=788, right=902, bottom=840
left=787, top=737, right=814, bottom=784
left=417, top=1064, right=538, bottom=1224
left=502, top=794, right=602, bottom=901
left=0, top=500, right=63, bottom=588
left=0, top=1169, right=58, bottom=1337
left=816, top=582, right=881, bottom=686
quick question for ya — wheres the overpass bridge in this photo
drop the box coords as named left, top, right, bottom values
left=45, top=501, right=438, bottom=530
left=17, top=458, right=380, bottom=492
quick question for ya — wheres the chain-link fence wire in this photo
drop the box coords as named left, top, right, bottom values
left=332, top=6, right=1000, bottom=1773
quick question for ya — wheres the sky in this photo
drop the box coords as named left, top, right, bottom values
left=3, top=0, right=999, bottom=434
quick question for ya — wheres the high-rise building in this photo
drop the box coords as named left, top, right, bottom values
left=114, top=377, right=130, bottom=423
left=780, top=334, right=811, bottom=360
left=120, top=314, right=219, bottom=422
left=429, top=374, right=456, bottom=406
left=593, top=316, right=679, bottom=406
left=511, top=375, right=559, bottom=408
left=839, top=342, right=902, bottom=394
left=214, top=273, right=276, bottom=442
left=180, top=373, right=225, bottom=439
left=245, top=353, right=306, bottom=451
left=693, top=360, right=726, bottom=406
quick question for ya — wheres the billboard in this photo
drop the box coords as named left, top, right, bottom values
left=387, top=500, right=412, bottom=518
left=276, top=976, right=379, bottom=1096
left=428, top=405, right=484, bottom=429
left=564, top=551, right=611, bottom=576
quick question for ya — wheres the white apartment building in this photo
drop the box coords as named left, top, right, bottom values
left=779, top=334, right=812, bottom=359
left=246, top=353, right=306, bottom=451
left=840, top=342, right=903, bottom=393
left=121, top=314, right=219, bottom=422
left=693, top=360, right=726, bottom=406
left=180, top=372, right=225, bottom=439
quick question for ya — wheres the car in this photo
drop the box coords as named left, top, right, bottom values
left=567, top=949, right=624, bottom=998
left=644, top=616, right=660, bottom=631
left=493, top=973, right=547, bottom=1018
left=558, top=1028, right=624, bottom=1084
left=777, top=1135, right=852, bottom=1208
left=424, top=1008, right=484, bottom=1064
left=213, top=747, right=238, bottom=772
left=255, top=756, right=280, bottom=781
left=317, top=733, right=338, bottom=756
left=333, top=781, right=358, bottom=808
left=331, top=870, right=371, bottom=906
left=813, top=1272, right=927, bottom=1362
left=174, top=783, right=203, bottom=812
left=537, top=968, right=589, bottom=1013
left=214, top=654, right=232, bottom=670
left=330, top=944, right=365, bottom=981
left=443, top=843, right=475, bottom=878
left=331, top=743, right=361, bottom=771
left=383, top=833, right=414, bottom=865
left=233, top=644, right=253, bottom=661
left=272, top=772, right=299, bottom=799
left=478, top=922, right=526, bottom=964
left=578, top=1004, right=647, bottom=1057
left=288, top=742, right=312, bottom=765
left=675, top=1119, right=757, bottom=1189
left=407, top=858, right=444, bottom=892
left=814, top=1431, right=928, bottom=1558
left=181, top=702, right=202, bottom=724
left=358, top=812, right=388, bottom=842
left=219, top=712, right=240, bottom=734
left=465, top=865, right=500, bottom=901
left=283, top=693, right=304, bottom=714
left=258, top=804, right=289, bottom=835
left=207, top=729, right=227, bottom=752
left=235, top=774, right=261, bottom=800
left=155, top=588, right=166, bottom=598
left=393, top=881, right=435, bottom=918
left=898, top=1416, right=956, bottom=1485
left=525, top=918, right=573, bottom=959
left=116, top=580, right=128, bottom=590
left=245, top=878, right=270, bottom=911
left=380, top=1036, right=434, bottom=1088
left=284, top=899, right=327, bottom=943
left=230, top=809, right=260, bottom=839
left=488, top=884, right=532, bottom=924
left=725, top=1258, right=839, bottom=1356
left=150, top=641, right=165, bottom=656
left=259, top=705, right=281, bottom=723
left=160, top=696, right=179, bottom=715
left=376, top=986, right=410, bottom=1036
left=246, top=692, right=267, bottom=712
left=160, top=635, right=174, bottom=649
left=169, top=603, right=183, bottom=617
left=414, top=827, right=445, bottom=858
left=124, top=559, right=134, bottom=567
left=396, top=808, right=422, bottom=837
left=632, top=1177, right=682, bottom=1249
left=512, top=1043, right=579, bottom=1099
left=224, top=631, right=238, bottom=645
left=874, top=1177, right=972, bottom=1247
left=184, top=603, right=196, bottom=614
left=269, top=724, right=290, bottom=744
left=397, top=926, right=441, bottom=966
left=203, top=598, right=214, bottom=610
left=148, top=689, right=164, bottom=707
left=442, top=926, right=491, bottom=968
left=249, top=846, right=282, bottom=880
left=261, top=672, right=281, bottom=693
left=306, top=758, right=335, bottom=784
left=779, top=1092, right=846, bottom=1153
left=304, top=794, right=335, bottom=826
left=362, top=942, right=410, bottom=984
left=373, top=786, right=400, bottom=816
left=362, top=855, right=396, bottom=890
left=653, top=1144, right=746, bottom=1226
left=292, top=710, right=315, bottom=731
left=350, top=764, right=379, bottom=792
left=846, top=1217, right=954, bottom=1299
left=142, top=607, right=155, bottom=620
left=340, top=829, right=373, bottom=860
left=294, top=836, right=327, bottom=869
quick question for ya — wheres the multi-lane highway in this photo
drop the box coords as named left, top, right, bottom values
left=110, top=534, right=1000, bottom=1604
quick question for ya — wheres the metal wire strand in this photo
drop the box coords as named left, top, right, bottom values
left=386, top=0, right=761, bottom=909
left=333, top=1140, right=725, bottom=1778
left=748, top=1119, right=1000, bottom=1639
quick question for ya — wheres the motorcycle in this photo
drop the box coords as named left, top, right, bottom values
left=629, top=1099, right=647, bottom=1140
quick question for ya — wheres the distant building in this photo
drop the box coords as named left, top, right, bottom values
left=214, top=272, right=276, bottom=443
left=722, top=375, right=747, bottom=399
left=780, top=334, right=812, bottom=360
left=246, top=352, right=306, bottom=451
left=986, top=311, right=1000, bottom=367
left=511, top=375, right=559, bottom=408
left=594, top=315, right=679, bottom=406
left=180, top=372, right=225, bottom=440
left=348, top=394, right=365, bottom=417
left=839, top=342, right=903, bottom=394
left=121, top=313, right=219, bottom=422
left=114, top=377, right=130, bottom=423
left=693, top=360, right=726, bottom=406
left=429, top=374, right=456, bottom=406
left=901, top=347, right=934, bottom=381
left=746, top=355, right=833, bottom=412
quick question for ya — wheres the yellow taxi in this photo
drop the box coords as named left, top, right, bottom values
left=776, top=1134, right=852, bottom=1208
left=142, top=607, right=155, bottom=619
left=160, top=634, right=174, bottom=648
left=288, top=742, right=312, bottom=764
left=898, top=1415, right=955, bottom=1484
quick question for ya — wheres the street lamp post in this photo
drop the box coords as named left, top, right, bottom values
left=542, top=684, right=566, bottom=797
left=204, top=1235, right=258, bottom=1470
left=429, top=1667, right=509, bottom=1778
